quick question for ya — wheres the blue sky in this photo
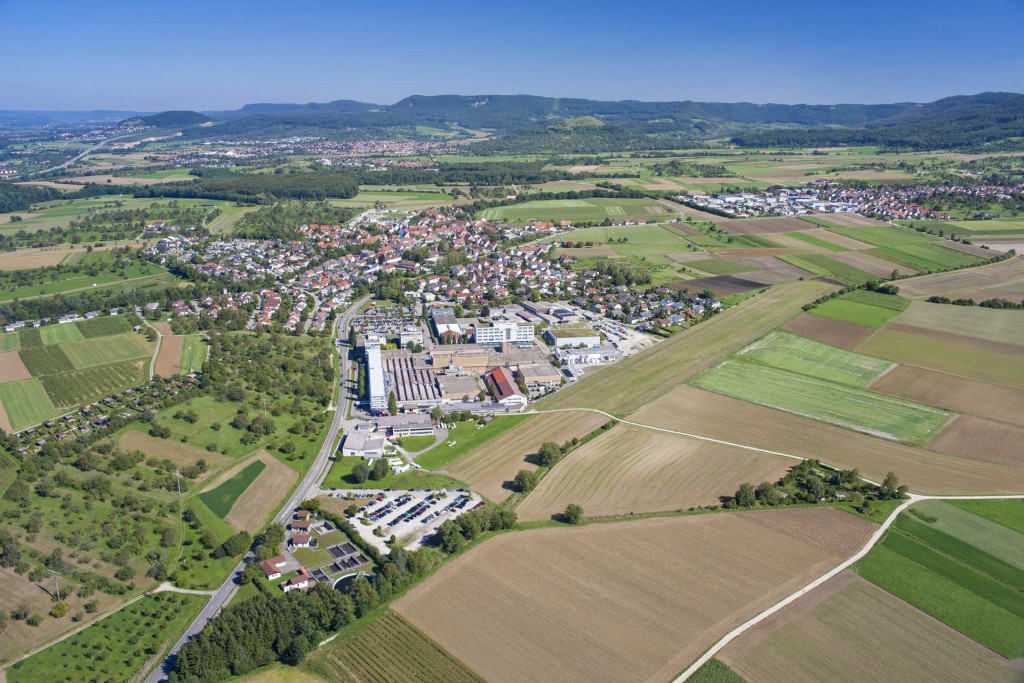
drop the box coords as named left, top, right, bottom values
left=2, top=0, right=1022, bottom=110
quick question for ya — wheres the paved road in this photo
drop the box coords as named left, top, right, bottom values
left=29, top=133, right=140, bottom=176
left=146, top=295, right=369, bottom=683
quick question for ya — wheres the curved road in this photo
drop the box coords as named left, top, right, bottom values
left=145, top=295, right=368, bottom=682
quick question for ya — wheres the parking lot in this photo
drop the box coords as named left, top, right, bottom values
left=323, top=488, right=484, bottom=553
left=592, top=320, right=656, bottom=356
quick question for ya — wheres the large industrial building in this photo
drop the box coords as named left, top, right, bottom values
left=475, top=320, right=535, bottom=347
left=366, top=334, right=387, bottom=413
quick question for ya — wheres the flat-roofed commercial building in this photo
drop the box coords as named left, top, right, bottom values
left=366, top=334, right=387, bottom=413
left=476, top=320, right=534, bottom=347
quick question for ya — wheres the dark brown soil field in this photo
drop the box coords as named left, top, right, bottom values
left=733, top=256, right=817, bottom=282
left=0, top=350, right=31, bottom=383
left=869, top=364, right=1024, bottom=427
left=782, top=314, right=874, bottom=349
left=926, top=415, right=1024, bottom=467
left=668, top=275, right=768, bottom=296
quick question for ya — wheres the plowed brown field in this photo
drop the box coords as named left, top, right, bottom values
left=395, top=511, right=859, bottom=683
left=781, top=314, right=873, bottom=349
left=516, top=423, right=791, bottom=521
left=926, top=415, right=1024, bottom=467
left=153, top=335, right=184, bottom=378
left=223, top=451, right=298, bottom=533
left=630, top=385, right=1024, bottom=494
left=0, top=351, right=31, bottom=383
left=720, top=572, right=1020, bottom=683
left=869, top=365, right=1024, bottom=427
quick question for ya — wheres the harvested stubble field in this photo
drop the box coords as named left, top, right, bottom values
left=538, top=280, right=834, bottom=415
left=797, top=227, right=878, bottom=249
left=668, top=274, right=768, bottom=296
left=306, top=611, right=484, bottom=683
left=926, top=415, right=1024, bottom=467
left=117, top=430, right=230, bottom=482
left=781, top=314, right=874, bottom=349
left=223, top=451, right=298, bottom=533
left=939, top=239, right=996, bottom=258
left=690, top=359, right=951, bottom=445
left=719, top=571, right=1020, bottom=683
left=804, top=213, right=888, bottom=228
left=631, top=385, right=1024, bottom=494
left=394, top=511, right=866, bottom=683
left=856, top=329, right=1024, bottom=390
left=895, top=301, right=1024, bottom=347
left=892, top=256, right=1024, bottom=298
left=738, top=507, right=875, bottom=557
left=830, top=249, right=915, bottom=277
left=515, top=424, right=791, bottom=521
left=778, top=253, right=877, bottom=285
left=448, top=410, right=608, bottom=502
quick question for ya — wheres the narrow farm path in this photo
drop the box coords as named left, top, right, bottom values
left=152, top=582, right=217, bottom=597
left=142, top=318, right=162, bottom=381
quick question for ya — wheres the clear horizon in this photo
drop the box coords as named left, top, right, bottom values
left=1, top=0, right=1022, bottom=111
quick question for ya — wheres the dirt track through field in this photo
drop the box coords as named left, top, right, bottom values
left=628, top=385, right=1024, bottom=494
left=719, top=571, right=1019, bottom=683
left=395, top=512, right=852, bottom=683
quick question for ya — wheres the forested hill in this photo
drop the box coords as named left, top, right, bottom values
left=122, top=110, right=212, bottom=127
left=731, top=93, right=1024, bottom=151
left=470, top=118, right=661, bottom=154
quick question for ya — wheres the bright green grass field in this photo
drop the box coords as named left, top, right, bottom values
left=40, top=323, right=84, bottom=345
left=785, top=231, right=848, bottom=252
left=690, top=359, right=953, bottom=445
left=947, top=499, right=1024, bottom=534
left=395, top=435, right=437, bottom=452
left=61, top=335, right=150, bottom=369
left=837, top=289, right=910, bottom=311
left=199, top=460, right=266, bottom=518
left=735, top=331, right=892, bottom=388
left=689, top=258, right=757, bottom=276
left=778, top=254, right=877, bottom=285
left=8, top=593, right=206, bottom=683
left=321, top=458, right=466, bottom=492
left=76, top=315, right=132, bottom=338
left=180, top=335, right=207, bottom=374
left=0, top=379, right=56, bottom=430
left=415, top=414, right=533, bottom=471
left=872, top=244, right=985, bottom=271
left=809, top=299, right=904, bottom=328
left=825, top=225, right=940, bottom=247
left=480, top=198, right=673, bottom=224
left=0, top=331, right=20, bottom=351
left=949, top=217, right=1024, bottom=234
left=688, top=659, right=748, bottom=683
left=854, top=503, right=1024, bottom=658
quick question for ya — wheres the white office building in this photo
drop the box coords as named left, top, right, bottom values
left=366, top=334, right=387, bottom=413
left=475, top=320, right=534, bottom=347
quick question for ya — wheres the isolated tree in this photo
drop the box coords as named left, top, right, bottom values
left=352, top=461, right=370, bottom=484
left=564, top=503, right=584, bottom=525
left=735, top=482, right=756, bottom=508
left=537, top=442, right=561, bottom=468
left=512, top=469, right=538, bottom=493
left=388, top=391, right=398, bottom=416
left=430, top=406, right=444, bottom=423
left=371, top=458, right=389, bottom=481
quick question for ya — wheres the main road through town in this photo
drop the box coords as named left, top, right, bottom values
left=146, top=294, right=370, bottom=682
